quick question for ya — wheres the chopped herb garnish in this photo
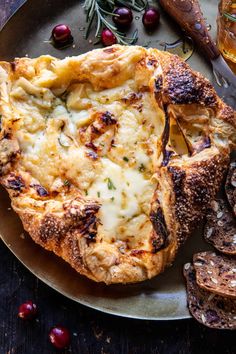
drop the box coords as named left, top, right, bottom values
left=123, top=156, right=129, bottom=162
left=106, top=177, right=116, bottom=190
left=63, top=180, right=71, bottom=187
left=85, top=190, right=88, bottom=196
left=111, top=196, right=115, bottom=202
left=139, top=163, right=145, bottom=172
left=97, top=191, right=101, bottom=198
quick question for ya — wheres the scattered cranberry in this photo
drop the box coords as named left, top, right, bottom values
left=18, top=301, right=37, bottom=320
left=49, top=326, right=71, bottom=350
left=142, top=8, right=160, bottom=31
left=101, top=28, right=117, bottom=46
left=51, top=24, right=73, bottom=46
left=113, top=7, right=133, bottom=29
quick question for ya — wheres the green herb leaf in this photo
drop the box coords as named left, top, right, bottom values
left=110, top=196, right=115, bottom=201
left=97, top=191, right=101, bottom=197
left=83, top=0, right=146, bottom=44
left=123, top=156, right=129, bottom=162
left=224, top=12, right=236, bottom=22
left=139, top=163, right=145, bottom=172
left=106, top=177, right=116, bottom=190
left=63, top=180, right=71, bottom=187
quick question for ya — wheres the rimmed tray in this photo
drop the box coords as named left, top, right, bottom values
left=0, top=0, right=217, bottom=320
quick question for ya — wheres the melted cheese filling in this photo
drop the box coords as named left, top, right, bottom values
left=88, top=158, right=154, bottom=238
left=10, top=77, right=164, bottom=248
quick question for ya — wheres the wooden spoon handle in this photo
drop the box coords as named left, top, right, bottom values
left=159, top=0, right=220, bottom=61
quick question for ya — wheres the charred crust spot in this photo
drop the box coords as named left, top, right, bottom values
left=150, top=208, right=169, bottom=252
left=164, top=59, right=217, bottom=106
left=85, top=142, right=98, bottom=151
left=161, top=107, right=171, bottom=167
left=39, top=215, right=66, bottom=245
left=32, top=184, right=49, bottom=197
left=122, top=92, right=142, bottom=105
left=10, top=62, right=16, bottom=72
left=39, top=202, right=100, bottom=245
left=168, top=166, right=186, bottom=198
left=7, top=174, right=25, bottom=191
left=91, top=125, right=100, bottom=135
left=0, top=140, right=20, bottom=176
left=90, top=111, right=117, bottom=137
left=66, top=202, right=100, bottom=243
left=162, top=150, right=174, bottom=167
left=100, top=111, right=116, bottom=126
left=130, top=249, right=146, bottom=257
left=154, top=76, right=163, bottom=94
left=166, top=65, right=197, bottom=104
left=3, top=133, right=12, bottom=140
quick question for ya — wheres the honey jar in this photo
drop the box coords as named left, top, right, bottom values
left=217, top=0, right=236, bottom=71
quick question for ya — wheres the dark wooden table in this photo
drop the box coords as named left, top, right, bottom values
left=0, top=1, right=235, bottom=353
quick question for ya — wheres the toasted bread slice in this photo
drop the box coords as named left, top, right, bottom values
left=183, top=263, right=236, bottom=330
left=225, top=161, right=236, bottom=216
left=193, top=251, right=236, bottom=299
left=204, top=199, right=236, bottom=255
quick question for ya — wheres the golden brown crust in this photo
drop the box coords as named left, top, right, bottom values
left=167, top=152, right=230, bottom=246
left=0, top=45, right=235, bottom=284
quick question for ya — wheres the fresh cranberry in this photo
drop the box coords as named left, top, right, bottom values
left=49, top=326, right=71, bottom=349
left=52, top=24, right=73, bottom=45
left=142, top=8, right=160, bottom=31
left=101, top=28, right=117, bottom=46
left=18, top=301, right=37, bottom=320
left=113, top=7, right=133, bottom=29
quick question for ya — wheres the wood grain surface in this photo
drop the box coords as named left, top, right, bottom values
left=0, top=1, right=235, bottom=353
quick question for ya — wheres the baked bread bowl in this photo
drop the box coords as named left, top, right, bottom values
left=0, top=45, right=235, bottom=284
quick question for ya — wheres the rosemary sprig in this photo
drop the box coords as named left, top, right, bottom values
left=223, top=12, right=236, bottom=22
left=83, top=0, right=147, bottom=45
left=116, top=0, right=147, bottom=11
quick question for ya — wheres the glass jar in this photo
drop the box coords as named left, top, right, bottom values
left=217, top=0, right=236, bottom=71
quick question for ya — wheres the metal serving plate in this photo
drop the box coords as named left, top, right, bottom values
left=0, top=0, right=217, bottom=320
